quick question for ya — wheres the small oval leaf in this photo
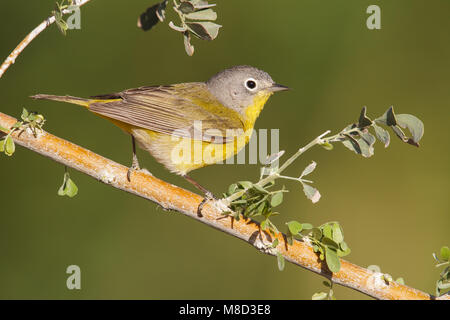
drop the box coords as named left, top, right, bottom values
left=270, top=192, right=283, bottom=207
left=325, top=247, right=341, bottom=273
left=186, top=21, right=221, bottom=40
left=286, top=221, right=303, bottom=235
left=5, top=136, right=15, bottom=156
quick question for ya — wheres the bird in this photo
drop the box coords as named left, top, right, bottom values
left=32, top=65, right=289, bottom=214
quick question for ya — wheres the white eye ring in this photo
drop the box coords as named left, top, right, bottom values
left=244, top=78, right=257, bottom=91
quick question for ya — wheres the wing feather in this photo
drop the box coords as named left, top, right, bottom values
left=89, top=84, right=244, bottom=143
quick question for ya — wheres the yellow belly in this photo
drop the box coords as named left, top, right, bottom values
left=131, top=128, right=253, bottom=175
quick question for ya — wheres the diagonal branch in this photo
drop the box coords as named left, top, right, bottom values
left=0, top=111, right=447, bottom=300
left=0, top=0, right=92, bottom=78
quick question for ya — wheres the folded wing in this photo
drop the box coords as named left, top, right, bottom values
left=89, top=83, right=244, bottom=143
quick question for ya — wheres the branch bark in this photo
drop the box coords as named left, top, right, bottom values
left=0, top=0, right=92, bottom=78
left=0, top=111, right=447, bottom=300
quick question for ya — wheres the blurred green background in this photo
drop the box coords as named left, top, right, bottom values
left=0, top=0, right=448, bottom=299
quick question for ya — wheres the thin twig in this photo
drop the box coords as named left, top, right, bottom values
left=225, top=130, right=330, bottom=204
left=0, top=111, right=447, bottom=300
left=0, top=0, right=92, bottom=78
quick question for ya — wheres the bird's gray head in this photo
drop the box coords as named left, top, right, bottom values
left=206, top=65, right=288, bottom=113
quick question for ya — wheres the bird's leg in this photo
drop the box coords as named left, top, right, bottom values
left=183, top=174, right=217, bottom=217
left=127, top=135, right=141, bottom=182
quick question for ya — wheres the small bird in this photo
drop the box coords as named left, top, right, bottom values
left=32, top=65, right=288, bottom=213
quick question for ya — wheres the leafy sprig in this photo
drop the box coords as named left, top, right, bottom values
left=223, top=180, right=285, bottom=235
left=367, top=264, right=406, bottom=285
left=138, top=0, right=221, bottom=56
left=224, top=106, right=424, bottom=221
left=0, top=108, right=45, bottom=157
left=222, top=106, right=424, bottom=276
left=58, top=167, right=79, bottom=198
left=312, top=280, right=336, bottom=300
left=433, top=246, right=449, bottom=297
left=52, top=0, right=76, bottom=35
left=286, top=221, right=350, bottom=273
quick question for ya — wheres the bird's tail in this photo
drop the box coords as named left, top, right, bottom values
left=31, top=94, right=91, bottom=108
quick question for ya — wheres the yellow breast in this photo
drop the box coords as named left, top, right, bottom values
left=108, top=90, right=273, bottom=175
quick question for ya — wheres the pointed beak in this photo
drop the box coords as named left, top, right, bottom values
left=270, top=83, right=290, bottom=92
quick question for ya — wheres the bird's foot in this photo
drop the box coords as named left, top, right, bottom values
left=127, top=161, right=141, bottom=182
left=197, top=191, right=217, bottom=217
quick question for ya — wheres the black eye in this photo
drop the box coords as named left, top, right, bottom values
left=245, top=79, right=257, bottom=90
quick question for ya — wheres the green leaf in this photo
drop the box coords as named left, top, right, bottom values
left=256, top=201, right=267, bottom=215
left=58, top=172, right=78, bottom=198
left=322, top=237, right=340, bottom=250
left=367, top=265, right=381, bottom=273
left=183, top=31, right=195, bottom=56
left=184, top=8, right=217, bottom=21
left=238, top=181, right=253, bottom=189
left=302, top=183, right=321, bottom=203
left=21, top=108, right=29, bottom=120
left=332, top=223, right=344, bottom=243
left=271, top=238, right=279, bottom=248
left=189, top=0, right=217, bottom=10
left=138, top=1, right=167, bottom=31
left=5, top=135, right=15, bottom=156
left=342, top=135, right=362, bottom=155
left=260, top=219, right=268, bottom=230
left=244, top=202, right=259, bottom=217
left=0, top=125, right=10, bottom=134
left=395, top=277, right=405, bottom=285
left=312, top=292, right=328, bottom=300
left=311, top=228, right=322, bottom=240
left=64, top=178, right=78, bottom=197
left=286, top=221, right=303, bottom=235
left=253, top=184, right=269, bottom=194
left=396, top=114, right=424, bottom=144
left=337, top=246, right=351, bottom=257
left=358, top=106, right=373, bottom=128
left=277, top=252, right=285, bottom=271
left=266, top=219, right=279, bottom=234
left=12, top=121, right=22, bottom=129
left=228, top=183, right=238, bottom=195
left=391, top=125, right=407, bottom=142
left=179, top=1, right=195, bottom=13
left=186, top=21, right=221, bottom=40
left=376, top=106, right=397, bottom=126
left=437, top=280, right=450, bottom=290
left=300, top=161, right=317, bottom=178
left=302, top=223, right=313, bottom=230
left=320, top=141, right=334, bottom=150
left=322, top=224, right=332, bottom=239
left=270, top=192, right=283, bottom=207
left=339, top=241, right=349, bottom=252
left=325, top=247, right=341, bottom=273
left=54, top=9, right=68, bottom=36
left=358, top=132, right=376, bottom=158
left=0, top=139, right=4, bottom=152
left=440, top=246, right=450, bottom=261
left=373, top=123, right=390, bottom=147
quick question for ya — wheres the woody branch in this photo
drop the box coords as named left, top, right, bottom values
left=0, top=0, right=91, bottom=78
left=0, top=111, right=446, bottom=300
